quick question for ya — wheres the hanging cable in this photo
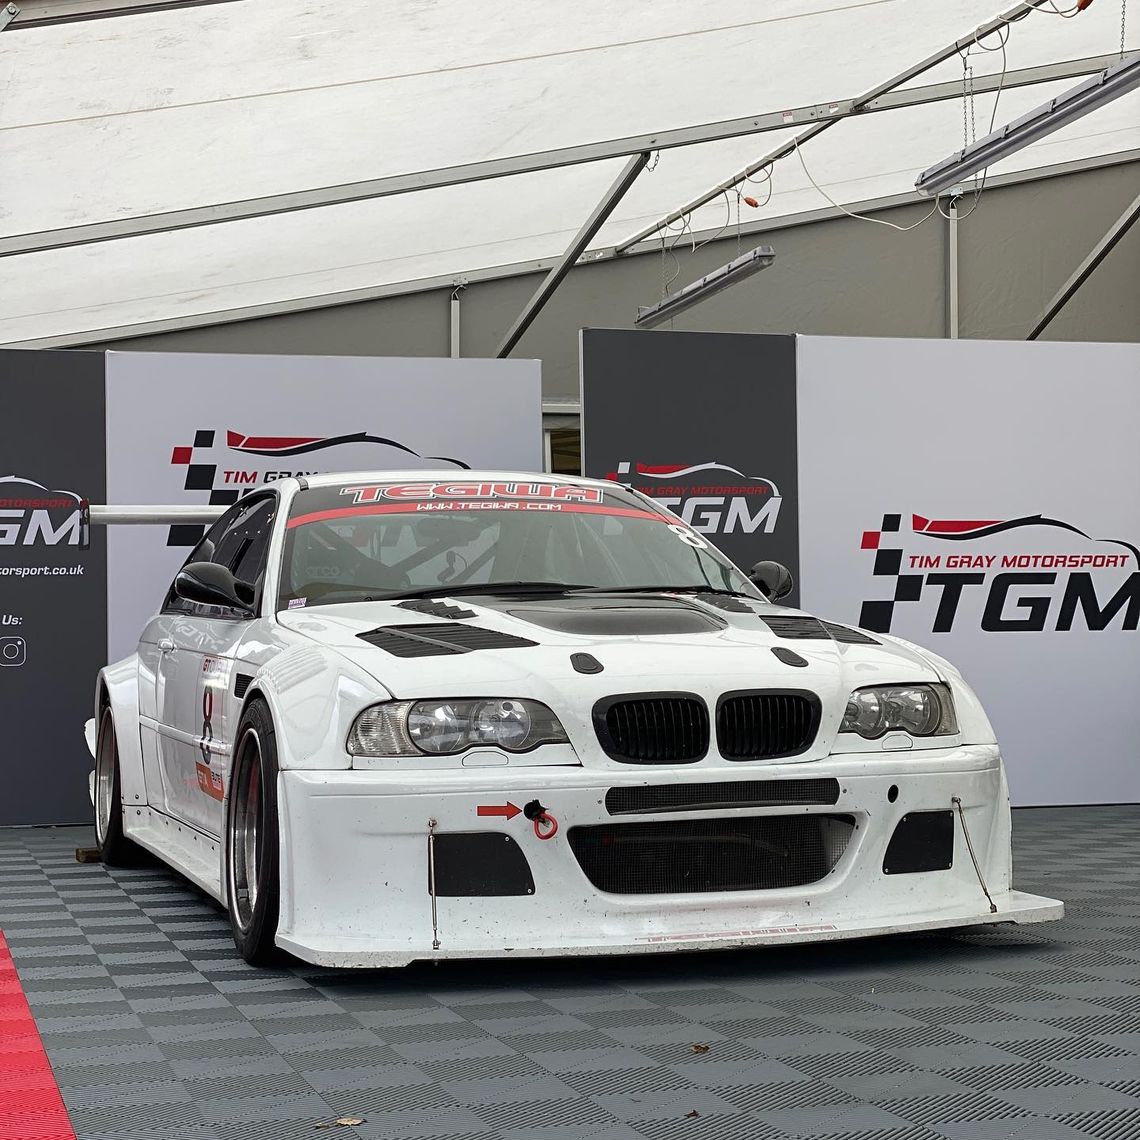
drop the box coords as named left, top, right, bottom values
left=943, top=27, right=1011, bottom=221
left=659, top=216, right=690, bottom=297
left=690, top=190, right=734, bottom=254
left=792, top=139, right=941, bottom=231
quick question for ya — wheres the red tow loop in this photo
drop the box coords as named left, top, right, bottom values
left=523, top=799, right=559, bottom=840
left=533, top=811, right=558, bottom=840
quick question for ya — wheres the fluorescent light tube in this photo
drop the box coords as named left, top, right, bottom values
left=916, top=53, right=1140, bottom=197
left=635, top=246, right=776, bottom=329
left=6, top=0, right=239, bottom=29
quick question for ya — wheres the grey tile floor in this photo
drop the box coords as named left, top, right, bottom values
left=1, top=807, right=1137, bottom=1140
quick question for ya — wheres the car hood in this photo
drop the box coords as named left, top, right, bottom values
left=277, top=593, right=943, bottom=762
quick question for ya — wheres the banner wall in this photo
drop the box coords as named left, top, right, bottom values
left=0, top=350, right=107, bottom=826
left=580, top=329, right=800, bottom=604
left=105, top=352, right=542, bottom=661
left=796, top=336, right=1140, bottom=806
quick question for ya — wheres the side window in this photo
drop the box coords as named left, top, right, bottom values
left=161, top=496, right=276, bottom=615
left=215, top=498, right=276, bottom=587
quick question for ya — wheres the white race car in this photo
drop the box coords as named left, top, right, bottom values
left=88, top=471, right=1062, bottom=967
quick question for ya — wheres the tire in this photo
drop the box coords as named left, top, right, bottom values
left=225, top=698, right=283, bottom=966
left=94, top=706, right=140, bottom=866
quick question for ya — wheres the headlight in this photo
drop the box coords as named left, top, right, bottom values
left=348, top=699, right=568, bottom=757
left=839, top=684, right=957, bottom=740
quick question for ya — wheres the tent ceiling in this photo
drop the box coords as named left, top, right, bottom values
left=1, top=0, right=1136, bottom=345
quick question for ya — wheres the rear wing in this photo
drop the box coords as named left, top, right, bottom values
left=85, top=505, right=226, bottom=525
left=79, top=504, right=226, bottom=546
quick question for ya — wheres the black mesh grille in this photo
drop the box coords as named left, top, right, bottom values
left=569, top=815, right=854, bottom=894
left=716, top=691, right=820, bottom=760
left=605, top=778, right=841, bottom=815
left=595, top=695, right=709, bottom=764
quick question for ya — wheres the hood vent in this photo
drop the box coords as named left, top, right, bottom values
left=358, top=622, right=538, bottom=657
left=396, top=599, right=476, bottom=620
left=762, top=615, right=880, bottom=645
left=507, top=597, right=726, bottom=637
left=821, top=621, right=880, bottom=645
left=760, top=615, right=830, bottom=640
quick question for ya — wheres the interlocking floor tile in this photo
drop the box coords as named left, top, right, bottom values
left=0, top=807, right=1137, bottom=1140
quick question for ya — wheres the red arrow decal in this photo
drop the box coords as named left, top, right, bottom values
left=477, top=802, right=521, bottom=820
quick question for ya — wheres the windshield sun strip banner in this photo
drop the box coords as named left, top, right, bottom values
left=286, top=502, right=670, bottom=529
left=338, top=481, right=604, bottom=504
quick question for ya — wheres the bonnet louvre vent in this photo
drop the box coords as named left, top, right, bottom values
left=358, top=622, right=538, bottom=657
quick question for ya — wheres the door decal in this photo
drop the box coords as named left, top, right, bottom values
left=196, top=658, right=226, bottom=802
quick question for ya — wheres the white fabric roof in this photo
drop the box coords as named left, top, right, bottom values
left=1, top=0, right=1136, bottom=344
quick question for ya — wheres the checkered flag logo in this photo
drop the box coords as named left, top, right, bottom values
left=168, top=430, right=243, bottom=547
left=858, top=513, right=923, bottom=633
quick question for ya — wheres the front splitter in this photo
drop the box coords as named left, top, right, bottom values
left=275, top=888, right=1063, bottom=968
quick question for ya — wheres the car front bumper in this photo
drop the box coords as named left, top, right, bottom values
left=274, top=745, right=1062, bottom=968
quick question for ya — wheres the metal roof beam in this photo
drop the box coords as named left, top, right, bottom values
left=1027, top=188, right=1140, bottom=340
left=496, top=152, right=649, bottom=357
left=613, top=0, right=1067, bottom=253
left=5, top=150, right=1134, bottom=351
left=0, top=50, right=1116, bottom=260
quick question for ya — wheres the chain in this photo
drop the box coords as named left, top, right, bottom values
left=968, top=62, right=977, bottom=147
left=1122, top=0, right=1128, bottom=59
left=961, top=52, right=970, bottom=153
left=736, top=190, right=742, bottom=256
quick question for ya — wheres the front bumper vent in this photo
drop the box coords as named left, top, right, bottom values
left=568, top=814, right=855, bottom=894
left=716, top=690, right=820, bottom=761
left=593, top=694, right=709, bottom=764
left=605, top=778, right=841, bottom=815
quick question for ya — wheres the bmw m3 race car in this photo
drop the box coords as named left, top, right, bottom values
left=87, top=471, right=1062, bottom=967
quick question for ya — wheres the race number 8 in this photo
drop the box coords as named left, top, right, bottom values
left=667, top=524, right=708, bottom=549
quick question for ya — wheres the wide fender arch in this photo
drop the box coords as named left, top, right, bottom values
left=221, top=647, right=391, bottom=926
left=94, top=654, right=147, bottom=809
left=235, top=646, right=392, bottom=772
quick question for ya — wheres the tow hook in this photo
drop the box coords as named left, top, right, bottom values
left=523, top=799, right=559, bottom=840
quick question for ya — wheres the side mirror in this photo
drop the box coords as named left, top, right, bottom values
left=175, top=562, right=255, bottom=613
left=749, top=560, right=794, bottom=602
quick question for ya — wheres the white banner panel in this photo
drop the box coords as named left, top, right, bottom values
left=105, top=352, right=541, bottom=660
left=797, top=336, right=1140, bottom=807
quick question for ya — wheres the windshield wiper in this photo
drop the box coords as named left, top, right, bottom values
left=572, top=584, right=762, bottom=600
left=374, top=581, right=596, bottom=601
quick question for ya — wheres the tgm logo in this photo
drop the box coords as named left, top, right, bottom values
left=0, top=476, right=86, bottom=547
left=607, top=461, right=782, bottom=535
left=166, top=428, right=470, bottom=547
left=859, top=513, right=1140, bottom=634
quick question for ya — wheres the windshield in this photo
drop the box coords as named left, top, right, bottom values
left=277, top=478, right=760, bottom=609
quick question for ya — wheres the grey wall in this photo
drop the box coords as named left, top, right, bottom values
left=83, top=160, right=1139, bottom=402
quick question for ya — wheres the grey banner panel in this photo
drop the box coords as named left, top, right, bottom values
left=0, top=349, right=107, bottom=825
left=580, top=329, right=799, bottom=604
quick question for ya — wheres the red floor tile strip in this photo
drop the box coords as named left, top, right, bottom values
left=0, top=932, right=76, bottom=1140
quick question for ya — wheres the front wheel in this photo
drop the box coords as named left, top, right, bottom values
left=225, top=698, right=282, bottom=966
left=94, top=707, right=139, bottom=866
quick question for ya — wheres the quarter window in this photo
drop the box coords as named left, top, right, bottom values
left=162, top=495, right=276, bottom=615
